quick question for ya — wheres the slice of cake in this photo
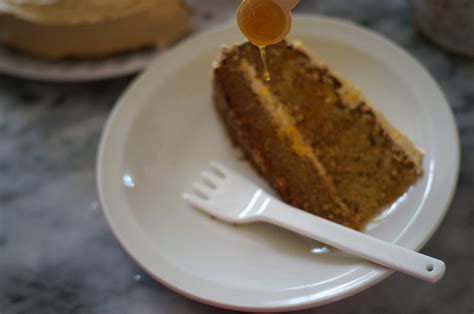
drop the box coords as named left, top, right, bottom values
left=0, top=0, right=190, bottom=59
left=213, top=41, right=422, bottom=230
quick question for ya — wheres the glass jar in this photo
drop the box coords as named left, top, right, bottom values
left=411, top=0, right=474, bottom=57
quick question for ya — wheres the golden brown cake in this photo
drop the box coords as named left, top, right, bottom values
left=0, top=0, right=190, bottom=59
left=213, top=41, right=422, bottom=230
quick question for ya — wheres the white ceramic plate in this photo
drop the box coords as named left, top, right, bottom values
left=97, top=15, right=459, bottom=311
left=0, top=45, right=159, bottom=82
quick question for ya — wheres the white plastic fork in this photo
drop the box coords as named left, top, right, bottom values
left=183, top=161, right=446, bottom=283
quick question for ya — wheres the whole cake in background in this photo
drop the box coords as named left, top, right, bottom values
left=0, top=0, right=190, bottom=59
left=213, top=41, right=423, bottom=230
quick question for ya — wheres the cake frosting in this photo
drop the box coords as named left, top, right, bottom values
left=0, top=0, right=156, bottom=24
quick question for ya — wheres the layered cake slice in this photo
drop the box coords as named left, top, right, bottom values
left=213, top=41, right=422, bottom=230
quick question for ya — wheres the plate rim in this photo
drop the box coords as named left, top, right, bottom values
left=0, top=45, right=160, bottom=82
left=96, top=14, right=460, bottom=311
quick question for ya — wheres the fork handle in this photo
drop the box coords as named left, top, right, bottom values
left=259, top=199, right=445, bottom=282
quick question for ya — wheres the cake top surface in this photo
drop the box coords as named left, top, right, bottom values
left=217, top=41, right=422, bottom=167
left=0, top=0, right=160, bottom=24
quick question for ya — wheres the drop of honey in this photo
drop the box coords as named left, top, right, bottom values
left=258, top=45, right=271, bottom=81
left=237, top=0, right=292, bottom=81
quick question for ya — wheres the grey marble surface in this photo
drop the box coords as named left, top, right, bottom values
left=1, top=1, right=473, bottom=313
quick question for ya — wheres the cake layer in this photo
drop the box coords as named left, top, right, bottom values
left=0, top=0, right=190, bottom=58
left=213, top=41, right=422, bottom=229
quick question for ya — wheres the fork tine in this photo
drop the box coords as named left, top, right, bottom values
left=201, top=170, right=222, bottom=185
left=209, top=160, right=228, bottom=177
left=192, top=182, right=214, bottom=196
left=182, top=192, right=209, bottom=209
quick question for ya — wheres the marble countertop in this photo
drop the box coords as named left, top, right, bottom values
left=1, top=1, right=473, bottom=313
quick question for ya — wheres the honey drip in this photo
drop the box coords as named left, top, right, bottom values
left=258, top=45, right=271, bottom=81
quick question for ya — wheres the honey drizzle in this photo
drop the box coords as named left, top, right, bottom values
left=258, top=45, right=271, bottom=81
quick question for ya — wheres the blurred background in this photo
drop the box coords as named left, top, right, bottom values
left=0, top=0, right=472, bottom=313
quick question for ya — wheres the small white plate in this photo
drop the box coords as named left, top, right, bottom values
left=0, top=0, right=236, bottom=82
left=97, top=15, right=459, bottom=311
left=0, top=45, right=159, bottom=82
